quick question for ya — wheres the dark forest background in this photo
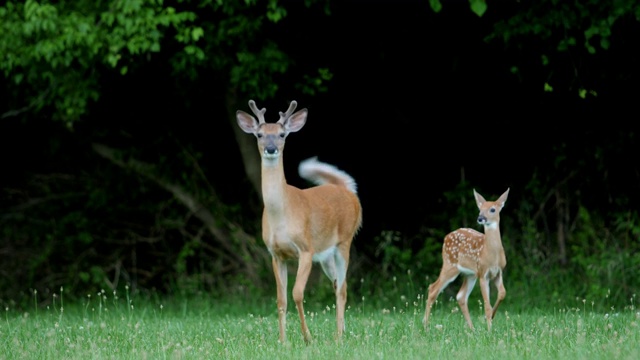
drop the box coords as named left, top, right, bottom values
left=1, top=0, right=639, bottom=310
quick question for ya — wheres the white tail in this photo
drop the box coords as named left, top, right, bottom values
left=236, top=100, right=362, bottom=343
left=423, top=188, right=510, bottom=331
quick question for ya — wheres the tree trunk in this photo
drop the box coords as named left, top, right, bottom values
left=555, top=189, right=568, bottom=266
left=226, top=90, right=262, bottom=199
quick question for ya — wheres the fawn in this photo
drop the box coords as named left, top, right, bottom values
left=423, top=188, right=510, bottom=331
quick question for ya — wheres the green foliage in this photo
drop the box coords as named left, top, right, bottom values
left=78, top=266, right=107, bottom=287
left=428, top=0, right=486, bottom=17
left=1, top=0, right=331, bottom=126
left=231, top=42, right=289, bottom=100
left=428, top=0, right=443, bottom=13
left=569, top=207, right=640, bottom=303
left=486, top=0, right=640, bottom=96
left=296, top=67, right=333, bottom=96
left=469, top=0, right=487, bottom=17
left=375, top=230, right=413, bottom=276
left=430, top=0, right=639, bottom=95
left=487, top=0, right=633, bottom=50
left=0, top=0, right=202, bottom=126
left=266, top=0, right=287, bottom=23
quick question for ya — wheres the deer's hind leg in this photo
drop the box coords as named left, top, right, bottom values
left=320, top=244, right=350, bottom=338
left=423, top=265, right=460, bottom=329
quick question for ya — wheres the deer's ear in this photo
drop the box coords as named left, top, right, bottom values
left=497, top=188, right=510, bottom=208
left=236, top=111, right=259, bottom=134
left=284, top=109, right=307, bottom=133
left=473, top=189, right=486, bottom=209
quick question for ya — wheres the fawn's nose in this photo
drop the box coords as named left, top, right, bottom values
left=477, top=215, right=486, bottom=224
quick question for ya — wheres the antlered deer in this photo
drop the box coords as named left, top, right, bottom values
left=423, top=188, right=510, bottom=331
left=236, top=100, right=362, bottom=343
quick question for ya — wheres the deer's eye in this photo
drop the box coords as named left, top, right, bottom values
left=256, top=133, right=263, bottom=138
left=490, top=208, right=496, bottom=213
left=279, top=133, right=286, bottom=138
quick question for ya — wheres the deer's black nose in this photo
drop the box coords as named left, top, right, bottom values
left=265, top=145, right=278, bottom=154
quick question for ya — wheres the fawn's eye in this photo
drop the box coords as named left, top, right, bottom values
left=256, top=133, right=263, bottom=138
left=490, top=208, right=496, bottom=213
left=279, top=133, right=286, bottom=138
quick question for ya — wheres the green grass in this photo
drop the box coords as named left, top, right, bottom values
left=1, top=286, right=639, bottom=360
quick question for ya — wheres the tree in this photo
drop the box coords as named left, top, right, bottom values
left=1, top=0, right=199, bottom=124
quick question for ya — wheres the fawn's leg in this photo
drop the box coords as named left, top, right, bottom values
left=478, top=276, right=493, bottom=331
left=457, top=276, right=477, bottom=330
left=491, top=271, right=506, bottom=319
left=423, top=266, right=459, bottom=328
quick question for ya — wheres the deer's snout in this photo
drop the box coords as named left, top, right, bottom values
left=264, top=144, right=279, bottom=155
left=263, top=135, right=281, bottom=156
left=477, top=215, right=486, bottom=224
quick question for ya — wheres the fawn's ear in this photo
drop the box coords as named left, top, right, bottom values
left=283, top=108, right=307, bottom=133
left=473, top=189, right=486, bottom=209
left=236, top=110, right=259, bottom=134
left=497, top=188, right=510, bottom=208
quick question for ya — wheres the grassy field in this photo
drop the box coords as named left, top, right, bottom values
left=1, top=286, right=638, bottom=360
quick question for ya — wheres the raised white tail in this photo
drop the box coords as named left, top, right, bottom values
left=423, top=188, right=510, bottom=331
left=236, top=100, right=362, bottom=343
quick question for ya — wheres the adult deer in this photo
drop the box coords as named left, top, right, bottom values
left=236, top=100, right=362, bottom=344
left=423, top=188, right=510, bottom=331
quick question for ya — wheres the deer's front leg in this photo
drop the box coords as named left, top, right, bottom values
left=478, top=276, right=493, bottom=331
left=293, top=251, right=313, bottom=343
left=491, top=271, right=506, bottom=319
left=457, top=276, right=477, bottom=331
left=272, top=257, right=288, bottom=343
